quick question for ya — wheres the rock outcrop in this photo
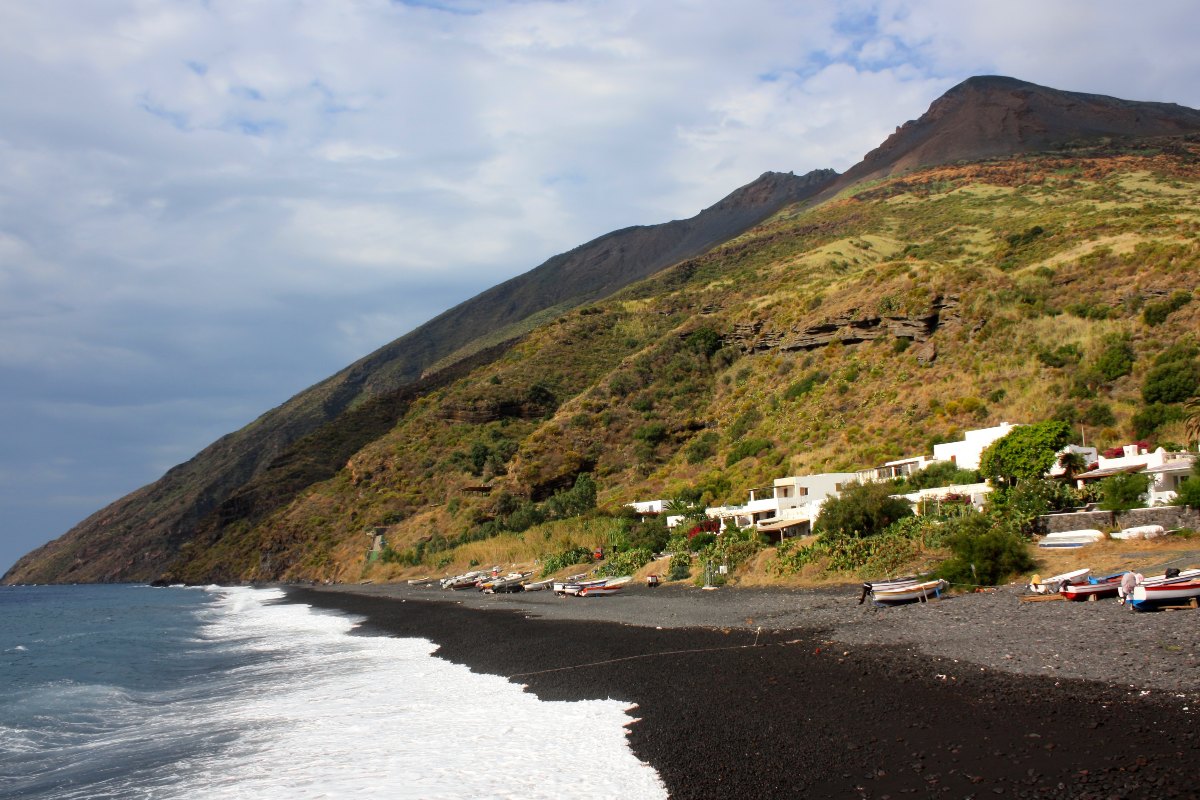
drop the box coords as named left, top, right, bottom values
left=730, top=296, right=960, bottom=354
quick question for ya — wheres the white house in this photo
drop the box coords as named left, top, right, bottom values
left=899, top=482, right=993, bottom=513
left=627, top=499, right=665, bottom=516
left=1075, top=445, right=1195, bottom=505
left=706, top=473, right=858, bottom=538
left=932, top=422, right=1016, bottom=470
left=856, top=455, right=935, bottom=484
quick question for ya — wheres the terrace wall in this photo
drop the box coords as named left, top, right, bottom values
left=1039, top=506, right=1200, bottom=533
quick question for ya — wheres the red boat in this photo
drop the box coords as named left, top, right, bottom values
left=1060, top=573, right=1124, bottom=602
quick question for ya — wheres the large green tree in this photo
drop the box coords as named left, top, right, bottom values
left=979, top=420, right=1074, bottom=488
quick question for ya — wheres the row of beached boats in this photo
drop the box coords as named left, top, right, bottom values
left=1027, top=565, right=1200, bottom=610
left=859, top=561, right=1200, bottom=611
left=414, top=568, right=634, bottom=597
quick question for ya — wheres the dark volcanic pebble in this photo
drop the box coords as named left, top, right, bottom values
left=286, top=586, right=1200, bottom=799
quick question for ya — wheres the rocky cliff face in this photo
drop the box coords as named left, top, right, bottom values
left=729, top=296, right=961, bottom=355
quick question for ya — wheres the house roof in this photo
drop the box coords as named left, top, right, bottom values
left=1143, top=460, right=1196, bottom=475
left=757, top=518, right=809, bottom=532
left=1075, top=463, right=1146, bottom=480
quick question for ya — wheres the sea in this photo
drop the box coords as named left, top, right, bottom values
left=0, top=584, right=667, bottom=799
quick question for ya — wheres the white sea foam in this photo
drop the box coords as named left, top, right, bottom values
left=163, top=586, right=667, bottom=800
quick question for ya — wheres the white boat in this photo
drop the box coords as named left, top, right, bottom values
left=552, top=572, right=590, bottom=595
left=557, top=578, right=608, bottom=596
left=1027, top=567, right=1091, bottom=594
left=869, top=578, right=947, bottom=604
left=1037, top=529, right=1104, bottom=548
left=577, top=576, right=632, bottom=597
left=1111, top=525, right=1166, bottom=540
left=1128, top=568, right=1200, bottom=610
left=406, top=577, right=433, bottom=586
left=441, top=570, right=485, bottom=589
left=522, top=578, right=554, bottom=592
left=481, top=572, right=533, bottom=593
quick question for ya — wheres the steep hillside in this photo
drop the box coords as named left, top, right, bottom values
left=3, top=169, right=832, bottom=585
left=8, top=76, right=1200, bottom=586
left=167, top=136, right=1200, bottom=584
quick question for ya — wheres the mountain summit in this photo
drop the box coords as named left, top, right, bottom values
left=836, top=75, right=1200, bottom=188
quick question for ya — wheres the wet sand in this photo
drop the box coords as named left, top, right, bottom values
left=285, top=583, right=1200, bottom=798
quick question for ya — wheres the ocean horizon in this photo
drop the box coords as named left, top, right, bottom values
left=0, top=584, right=666, bottom=799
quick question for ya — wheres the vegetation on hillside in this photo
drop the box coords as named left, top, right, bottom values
left=163, top=140, right=1200, bottom=585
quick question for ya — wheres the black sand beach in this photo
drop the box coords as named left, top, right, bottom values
left=286, top=584, right=1200, bottom=799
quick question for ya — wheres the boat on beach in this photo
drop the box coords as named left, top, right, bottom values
left=480, top=572, right=533, bottom=593
left=551, top=572, right=591, bottom=595
left=522, top=578, right=554, bottom=592
left=1060, top=572, right=1125, bottom=601
left=1127, top=568, right=1200, bottom=610
left=1027, top=567, right=1091, bottom=594
left=441, top=570, right=486, bottom=590
left=1110, top=524, right=1167, bottom=540
left=1036, top=530, right=1104, bottom=548
left=865, top=577, right=947, bottom=605
left=577, top=576, right=632, bottom=597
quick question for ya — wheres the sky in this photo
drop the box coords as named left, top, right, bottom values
left=3, top=0, right=1200, bottom=574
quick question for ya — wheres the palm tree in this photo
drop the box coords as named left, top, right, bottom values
left=1057, top=450, right=1088, bottom=482
left=1185, top=397, right=1200, bottom=451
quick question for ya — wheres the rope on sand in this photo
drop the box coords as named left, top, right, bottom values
left=509, top=631, right=800, bottom=679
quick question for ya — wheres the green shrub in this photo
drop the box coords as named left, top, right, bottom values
left=1142, top=360, right=1200, bottom=404
left=1132, top=403, right=1185, bottom=438
left=667, top=550, right=692, bottom=580
left=685, top=328, right=723, bottom=358
left=979, top=420, right=1073, bottom=488
left=595, top=547, right=653, bottom=577
left=1172, top=465, right=1200, bottom=508
left=727, top=408, right=763, bottom=440
left=1154, top=341, right=1199, bottom=366
left=783, top=370, right=829, bottom=401
left=725, top=437, right=773, bottom=466
left=814, top=481, right=913, bottom=538
left=894, top=461, right=980, bottom=491
left=1037, top=343, right=1083, bottom=368
left=539, top=545, right=593, bottom=576
left=935, top=515, right=1034, bottom=587
left=1142, top=290, right=1192, bottom=326
left=542, top=474, right=598, bottom=520
left=1098, top=472, right=1150, bottom=511
left=627, top=516, right=671, bottom=553
left=684, top=431, right=719, bottom=464
left=1093, top=336, right=1136, bottom=382
left=987, top=479, right=1078, bottom=534
left=1082, top=402, right=1116, bottom=427
left=634, top=423, right=668, bottom=446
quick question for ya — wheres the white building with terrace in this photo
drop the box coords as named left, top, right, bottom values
left=704, top=472, right=858, bottom=539
left=1075, top=444, right=1196, bottom=506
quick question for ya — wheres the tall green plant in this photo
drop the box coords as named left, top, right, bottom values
left=979, top=421, right=1073, bottom=488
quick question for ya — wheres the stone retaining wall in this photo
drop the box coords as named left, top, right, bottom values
left=1039, top=506, right=1200, bottom=533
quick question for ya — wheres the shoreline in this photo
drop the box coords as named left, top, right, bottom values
left=286, top=583, right=1200, bottom=798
